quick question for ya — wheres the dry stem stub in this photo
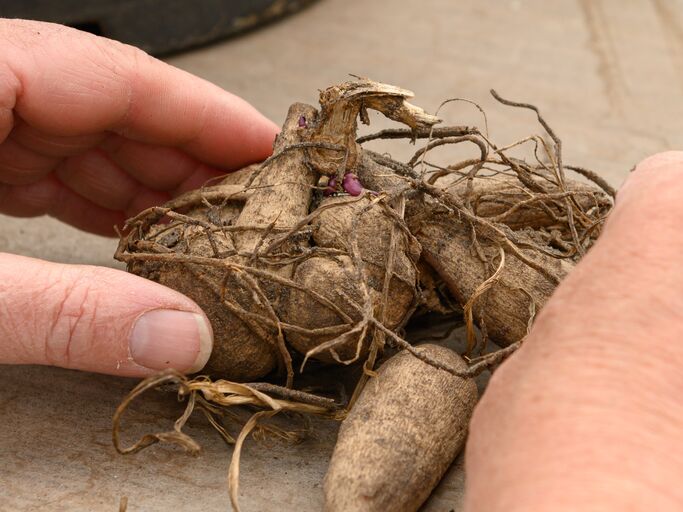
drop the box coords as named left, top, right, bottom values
left=113, top=79, right=614, bottom=512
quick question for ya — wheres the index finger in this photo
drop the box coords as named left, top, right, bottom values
left=0, top=19, right=279, bottom=170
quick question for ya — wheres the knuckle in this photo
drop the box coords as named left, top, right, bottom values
left=0, top=61, right=19, bottom=112
left=89, top=39, right=151, bottom=131
left=90, top=35, right=144, bottom=76
left=0, top=176, right=59, bottom=216
left=43, top=267, right=99, bottom=367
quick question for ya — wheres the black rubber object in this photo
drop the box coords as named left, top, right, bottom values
left=0, top=0, right=318, bottom=56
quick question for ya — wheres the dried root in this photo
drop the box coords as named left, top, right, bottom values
left=112, top=369, right=342, bottom=512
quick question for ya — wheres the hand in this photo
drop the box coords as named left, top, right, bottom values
left=0, top=19, right=278, bottom=377
left=465, top=152, right=683, bottom=510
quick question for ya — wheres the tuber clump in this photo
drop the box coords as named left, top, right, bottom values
left=113, top=78, right=614, bottom=511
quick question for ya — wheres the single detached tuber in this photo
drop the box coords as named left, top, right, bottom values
left=324, top=344, right=478, bottom=512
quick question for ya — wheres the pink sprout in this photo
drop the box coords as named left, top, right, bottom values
left=323, top=176, right=337, bottom=196
left=342, top=173, right=363, bottom=196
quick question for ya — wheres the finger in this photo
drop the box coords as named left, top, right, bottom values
left=173, top=165, right=227, bottom=196
left=10, top=118, right=106, bottom=158
left=0, top=135, right=59, bottom=185
left=100, top=134, right=225, bottom=192
left=2, top=20, right=278, bottom=170
left=465, top=153, right=683, bottom=511
left=124, top=188, right=173, bottom=219
left=611, top=150, right=683, bottom=240
left=548, top=151, right=683, bottom=333
left=0, top=176, right=125, bottom=235
left=55, top=148, right=139, bottom=210
left=55, top=147, right=169, bottom=213
left=503, top=151, right=683, bottom=348
left=0, top=61, right=19, bottom=142
left=0, top=253, right=213, bottom=377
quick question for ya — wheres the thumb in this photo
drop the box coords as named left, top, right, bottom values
left=0, top=252, right=213, bottom=377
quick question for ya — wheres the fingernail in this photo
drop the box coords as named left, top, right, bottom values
left=129, top=309, right=213, bottom=373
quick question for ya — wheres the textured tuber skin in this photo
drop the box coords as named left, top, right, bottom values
left=324, top=344, right=478, bottom=512
left=405, top=174, right=611, bottom=347
left=281, top=195, right=420, bottom=362
left=447, top=175, right=613, bottom=230
left=126, top=104, right=318, bottom=381
left=410, top=203, right=573, bottom=346
left=119, top=80, right=437, bottom=380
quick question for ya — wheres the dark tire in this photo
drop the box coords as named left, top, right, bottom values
left=0, top=0, right=319, bottom=55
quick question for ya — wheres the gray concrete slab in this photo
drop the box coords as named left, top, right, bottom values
left=2, top=0, right=683, bottom=510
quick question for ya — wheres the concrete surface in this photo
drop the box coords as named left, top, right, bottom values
left=2, top=0, right=683, bottom=510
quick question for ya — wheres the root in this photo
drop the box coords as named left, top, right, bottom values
left=113, top=370, right=343, bottom=512
left=463, top=247, right=505, bottom=354
left=356, top=125, right=476, bottom=144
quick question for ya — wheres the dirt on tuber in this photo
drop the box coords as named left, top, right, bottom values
left=324, top=344, right=478, bottom=512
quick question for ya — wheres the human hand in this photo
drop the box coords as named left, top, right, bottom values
left=465, top=152, right=683, bottom=510
left=0, top=19, right=278, bottom=377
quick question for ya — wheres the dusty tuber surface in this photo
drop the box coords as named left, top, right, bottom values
left=116, top=80, right=440, bottom=383
left=405, top=172, right=611, bottom=348
left=324, top=344, right=478, bottom=512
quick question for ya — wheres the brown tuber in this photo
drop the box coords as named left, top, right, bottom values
left=113, top=78, right=614, bottom=511
left=324, top=344, right=478, bottom=512
left=116, top=80, right=439, bottom=382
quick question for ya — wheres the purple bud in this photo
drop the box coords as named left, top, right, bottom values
left=298, top=115, right=307, bottom=128
left=342, top=173, right=363, bottom=196
left=323, top=176, right=337, bottom=196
